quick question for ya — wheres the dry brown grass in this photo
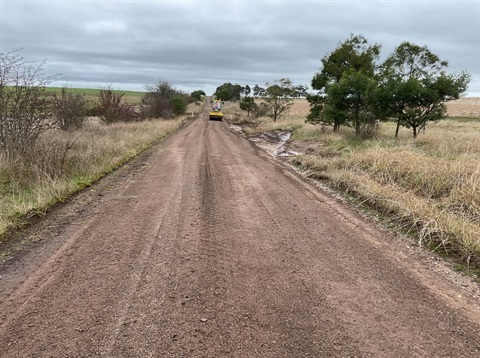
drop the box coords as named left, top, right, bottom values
left=445, top=97, right=480, bottom=118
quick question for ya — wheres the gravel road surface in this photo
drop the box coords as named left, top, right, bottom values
left=1, top=103, right=480, bottom=357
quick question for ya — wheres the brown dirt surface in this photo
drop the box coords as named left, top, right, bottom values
left=1, top=103, right=480, bottom=357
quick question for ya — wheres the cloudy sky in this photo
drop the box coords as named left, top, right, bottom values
left=1, top=0, right=479, bottom=96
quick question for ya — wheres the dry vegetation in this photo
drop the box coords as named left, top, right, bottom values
left=227, top=98, right=480, bottom=267
left=0, top=102, right=202, bottom=238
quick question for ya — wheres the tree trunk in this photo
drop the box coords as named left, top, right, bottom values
left=413, top=126, right=417, bottom=138
left=354, top=106, right=361, bottom=136
left=395, top=118, right=401, bottom=138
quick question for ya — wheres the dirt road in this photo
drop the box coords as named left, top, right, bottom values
left=1, top=103, right=480, bottom=357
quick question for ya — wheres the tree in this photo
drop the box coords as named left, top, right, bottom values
left=244, top=84, right=251, bottom=97
left=293, top=84, right=308, bottom=98
left=377, top=42, right=470, bottom=137
left=326, top=69, right=378, bottom=136
left=239, top=96, right=257, bottom=118
left=253, top=84, right=265, bottom=98
left=307, top=34, right=381, bottom=132
left=214, top=86, right=230, bottom=102
left=214, top=82, right=242, bottom=101
left=191, top=90, right=206, bottom=101
left=263, top=78, right=294, bottom=122
left=171, top=95, right=187, bottom=115
left=0, top=51, right=59, bottom=158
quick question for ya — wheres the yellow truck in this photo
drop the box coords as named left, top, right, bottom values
left=209, top=99, right=224, bottom=121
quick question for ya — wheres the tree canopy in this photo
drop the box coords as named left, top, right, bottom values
left=214, top=82, right=243, bottom=101
left=253, top=84, right=265, bottom=98
left=190, top=90, right=206, bottom=101
left=307, top=34, right=381, bottom=134
left=263, top=78, right=294, bottom=122
left=307, top=34, right=470, bottom=137
left=376, top=42, right=470, bottom=137
left=239, top=96, right=257, bottom=118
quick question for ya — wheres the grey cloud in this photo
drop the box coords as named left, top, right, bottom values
left=1, top=0, right=478, bottom=95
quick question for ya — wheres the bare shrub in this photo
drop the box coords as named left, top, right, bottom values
left=53, top=87, right=88, bottom=130
left=141, top=81, right=189, bottom=119
left=96, top=87, right=137, bottom=124
left=253, top=102, right=270, bottom=118
left=0, top=51, right=59, bottom=158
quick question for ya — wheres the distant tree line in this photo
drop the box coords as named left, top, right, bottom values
left=214, top=79, right=308, bottom=122
left=214, top=81, right=308, bottom=103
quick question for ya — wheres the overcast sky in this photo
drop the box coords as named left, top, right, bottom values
left=1, top=0, right=479, bottom=96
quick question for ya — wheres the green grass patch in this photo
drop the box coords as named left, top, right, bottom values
left=46, top=86, right=145, bottom=105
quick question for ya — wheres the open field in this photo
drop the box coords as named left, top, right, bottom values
left=445, top=97, right=480, bottom=118
left=46, top=86, right=145, bottom=105
left=225, top=98, right=480, bottom=268
left=285, top=97, right=480, bottom=119
left=0, top=101, right=203, bottom=242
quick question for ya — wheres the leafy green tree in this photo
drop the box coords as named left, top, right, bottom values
left=214, top=82, right=242, bottom=101
left=263, top=78, right=294, bottom=122
left=215, top=86, right=230, bottom=102
left=307, top=34, right=381, bottom=132
left=239, top=96, right=257, bottom=118
left=377, top=42, right=470, bottom=137
left=191, top=90, right=206, bottom=101
left=171, top=95, right=187, bottom=115
left=325, top=69, right=378, bottom=136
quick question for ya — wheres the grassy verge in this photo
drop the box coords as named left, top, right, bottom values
left=0, top=102, right=202, bottom=239
left=226, top=99, right=480, bottom=268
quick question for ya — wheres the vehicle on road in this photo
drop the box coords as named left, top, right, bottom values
left=209, top=99, right=224, bottom=121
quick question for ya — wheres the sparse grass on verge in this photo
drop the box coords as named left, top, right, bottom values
left=227, top=98, right=480, bottom=268
left=0, top=102, right=202, bottom=238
